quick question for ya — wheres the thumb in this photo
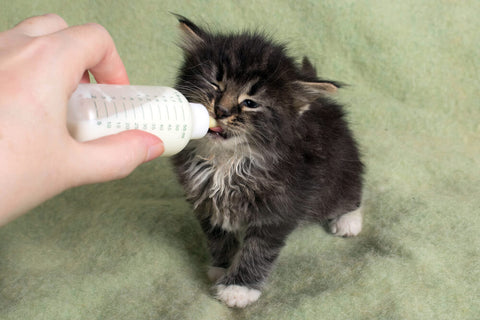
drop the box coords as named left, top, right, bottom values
left=68, top=130, right=164, bottom=186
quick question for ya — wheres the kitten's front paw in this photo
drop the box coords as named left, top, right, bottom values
left=215, top=285, right=261, bottom=308
left=330, top=207, right=363, bottom=237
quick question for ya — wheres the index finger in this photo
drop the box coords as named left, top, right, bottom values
left=49, top=22, right=129, bottom=93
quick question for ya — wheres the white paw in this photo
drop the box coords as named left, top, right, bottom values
left=330, top=207, right=363, bottom=237
left=215, top=285, right=261, bottom=308
left=207, top=266, right=226, bottom=282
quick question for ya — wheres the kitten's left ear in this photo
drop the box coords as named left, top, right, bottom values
left=172, top=13, right=206, bottom=50
left=293, top=80, right=339, bottom=108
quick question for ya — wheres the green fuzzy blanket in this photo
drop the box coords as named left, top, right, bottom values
left=1, top=1, right=479, bottom=319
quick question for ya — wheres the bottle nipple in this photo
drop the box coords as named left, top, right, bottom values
left=209, top=117, right=218, bottom=128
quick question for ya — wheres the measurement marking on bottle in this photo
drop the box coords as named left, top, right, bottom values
left=103, top=101, right=109, bottom=118
left=149, top=102, right=154, bottom=120
left=181, top=104, right=186, bottom=121
left=93, top=100, right=100, bottom=118
left=122, top=101, right=127, bottom=118
left=113, top=101, right=119, bottom=118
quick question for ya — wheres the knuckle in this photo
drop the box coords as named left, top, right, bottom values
left=115, top=153, right=139, bottom=179
left=42, top=13, right=68, bottom=29
left=83, top=23, right=110, bottom=37
left=109, top=139, right=147, bottom=180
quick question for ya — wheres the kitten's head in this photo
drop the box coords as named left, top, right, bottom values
left=174, top=15, right=339, bottom=155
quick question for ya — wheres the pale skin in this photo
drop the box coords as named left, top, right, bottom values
left=0, top=14, right=164, bottom=226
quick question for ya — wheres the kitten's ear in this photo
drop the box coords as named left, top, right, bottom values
left=172, top=13, right=206, bottom=50
left=295, top=57, right=341, bottom=107
left=298, top=81, right=339, bottom=94
left=293, top=80, right=340, bottom=108
left=301, top=57, right=317, bottom=78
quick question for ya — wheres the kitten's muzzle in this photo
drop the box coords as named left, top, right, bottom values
left=210, top=104, right=238, bottom=139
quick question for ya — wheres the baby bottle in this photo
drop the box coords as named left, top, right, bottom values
left=67, top=84, right=215, bottom=156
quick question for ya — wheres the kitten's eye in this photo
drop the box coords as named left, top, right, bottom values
left=241, top=99, right=259, bottom=109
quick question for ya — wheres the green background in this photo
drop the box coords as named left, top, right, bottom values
left=1, top=1, right=479, bottom=319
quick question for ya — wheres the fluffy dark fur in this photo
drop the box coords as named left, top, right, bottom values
left=171, top=15, right=364, bottom=308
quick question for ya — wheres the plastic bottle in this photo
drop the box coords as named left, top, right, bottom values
left=67, top=84, right=216, bottom=156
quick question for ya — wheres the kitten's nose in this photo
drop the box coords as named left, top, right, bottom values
left=214, top=105, right=231, bottom=119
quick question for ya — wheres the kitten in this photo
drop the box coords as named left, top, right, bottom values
left=171, top=15, right=364, bottom=308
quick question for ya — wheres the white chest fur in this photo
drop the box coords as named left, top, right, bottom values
left=183, top=144, right=264, bottom=232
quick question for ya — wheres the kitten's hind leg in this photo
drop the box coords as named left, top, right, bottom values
left=329, top=206, right=363, bottom=237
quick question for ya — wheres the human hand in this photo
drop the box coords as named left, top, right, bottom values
left=0, top=14, right=164, bottom=225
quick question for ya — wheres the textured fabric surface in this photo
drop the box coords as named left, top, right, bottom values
left=1, top=1, right=479, bottom=319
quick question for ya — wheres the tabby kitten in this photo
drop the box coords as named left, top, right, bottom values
left=172, top=15, right=364, bottom=308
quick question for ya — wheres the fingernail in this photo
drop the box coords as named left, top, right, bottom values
left=145, top=141, right=164, bottom=162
